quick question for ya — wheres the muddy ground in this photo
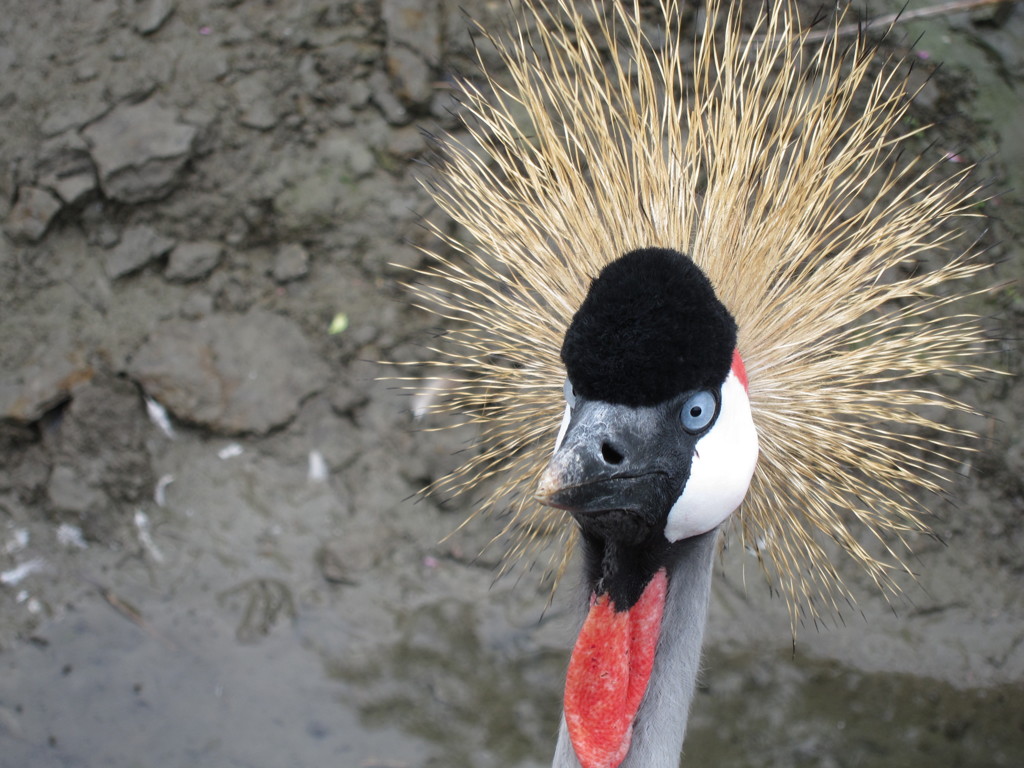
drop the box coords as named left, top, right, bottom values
left=1, top=1, right=1022, bottom=767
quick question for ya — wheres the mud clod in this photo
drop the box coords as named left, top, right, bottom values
left=82, top=99, right=197, bottom=204
left=128, top=310, right=330, bottom=435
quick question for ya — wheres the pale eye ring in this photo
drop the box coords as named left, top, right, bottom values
left=563, top=379, right=577, bottom=408
left=681, top=390, right=718, bottom=434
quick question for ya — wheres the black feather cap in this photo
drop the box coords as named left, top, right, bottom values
left=561, top=248, right=737, bottom=407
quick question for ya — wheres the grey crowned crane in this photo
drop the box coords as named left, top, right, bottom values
left=543, top=247, right=756, bottom=768
left=395, top=1, right=994, bottom=766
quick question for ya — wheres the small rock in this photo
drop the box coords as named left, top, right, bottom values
left=272, top=243, right=309, bottom=283
left=316, top=539, right=375, bottom=585
left=82, top=98, right=197, bottom=203
left=386, top=125, right=426, bottom=159
left=104, top=225, right=177, bottom=279
left=74, top=62, right=99, bottom=83
left=36, top=137, right=97, bottom=207
left=135, top=0, right=175, bottom=35
left=4, top=187, right=63, bottom=243
left=381, top=0, right=441, bottom=107
left=274, top=173, right=342, bottom=233
left=368, top=70, right=409, bottom=125
left=347, top=79, right=373, bottom=110
left=165, top=240, right=223, bottom=282
left=47, top=172, right=97, bottom=206
left=321, top=130, right=376, bottom=178
left=128, top=310, right=331, bottom=435
left=233, top=74, right=278, bottom=131
left=315, top=41, right=378, bottom=82
left=386, top=47, right=433, bottom=107
left=37, top=129, right=93, bottom=172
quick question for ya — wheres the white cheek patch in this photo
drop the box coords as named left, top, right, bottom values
left=553, top=402, right=572, bottom=454
left=663, top=371, right=759, bottom=542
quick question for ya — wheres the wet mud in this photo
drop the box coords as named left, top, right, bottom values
left=1, top=1, right=1023, bottom=767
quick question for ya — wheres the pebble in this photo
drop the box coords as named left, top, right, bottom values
left=272, top=243, right=310, bottom=283
left=233, top=74, right=279, bottom=131
left=135, top=0, right=176, bottom=36
left=3, top=187, right=62, bottom=242
left=74, top=62, right=99, bottom=83
left=321, top=130, right=376, bottom=178
left=329, top=103, right=356, bottom=127
left=386, top=125, right=427, bottom=159
left=103, top=225, right=177, bottom=279
left=274, top=173, right=342, bottom=233
left=48, top=172, right=97, bottom=206
left=165, top=240, right=224, bottom=282
left=316, top=538, right=375, bottom=585
left=368, top=70, right=409, bottom=125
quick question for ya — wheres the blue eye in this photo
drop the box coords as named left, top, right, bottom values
left=681, top=391, right=717, bottom=433
left=563, top=379, right=577, bottom=408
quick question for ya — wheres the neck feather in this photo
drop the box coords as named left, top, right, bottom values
left=552, top=529, right=718, bottom=768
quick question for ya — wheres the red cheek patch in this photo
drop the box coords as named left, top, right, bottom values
left=564, top=569, right=668, bottom=768
left=731, top=349, right=749, bottom=391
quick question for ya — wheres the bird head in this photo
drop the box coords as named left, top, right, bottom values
left=536, top=247, right=758, bottom=768
left=539, top=247, right=758, bottom=601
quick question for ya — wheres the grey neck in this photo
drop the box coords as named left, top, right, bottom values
left=551, top=528, right=719, bottom=768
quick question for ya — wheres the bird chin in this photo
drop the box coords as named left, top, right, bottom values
left=537, top=473, right=675, bottom=546
left=573, top=507, right=654, bottom=547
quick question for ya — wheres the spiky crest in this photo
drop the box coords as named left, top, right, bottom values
left=390, top=0, right=994, bottom=626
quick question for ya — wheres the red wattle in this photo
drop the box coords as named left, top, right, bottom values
left=564, top=569, right=668, bottom=768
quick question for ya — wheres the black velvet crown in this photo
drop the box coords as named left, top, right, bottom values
left=561, top=248, right=737, bottom=407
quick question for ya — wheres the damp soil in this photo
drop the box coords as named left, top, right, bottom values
left=1, top=2, right=1023, bottom=767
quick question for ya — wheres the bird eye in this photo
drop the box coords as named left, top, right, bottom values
left=680, top=390, right=717, bottom=434
left=563, top=379, right=577, bottom=408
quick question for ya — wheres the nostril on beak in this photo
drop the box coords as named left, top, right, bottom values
left=601, top=441, right=624, bottom=465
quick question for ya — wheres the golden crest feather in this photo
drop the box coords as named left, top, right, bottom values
left=394, top=0, right=994, bottom=625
